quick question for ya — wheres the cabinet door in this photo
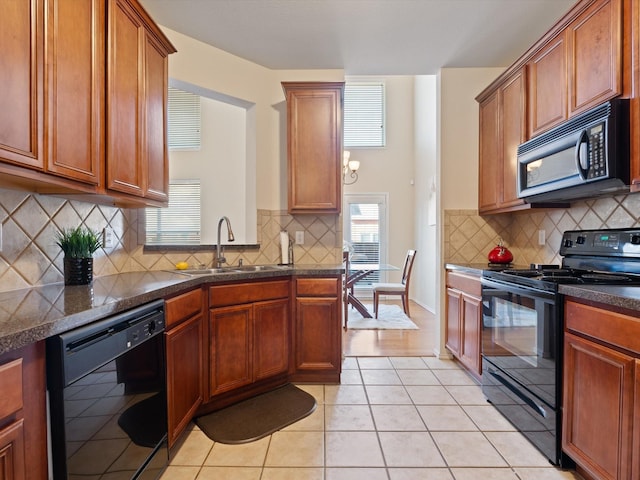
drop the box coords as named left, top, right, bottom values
left=294, top=297, right=340, bottom=377
left=563, top=332, right=634, bottom=480
left=253, top=299, right=289, bottom=381
left=478, top=92, right=500, bottom=212
left=45, top=0, right=103, bottom=185
left=529, top=34, right=567, bottom=137
left=0, top=0, right=44, bottom=170
left=567, top=0, right=622, bottom=117
left=445, top=287, right=462, bottom=357
left=634, top=360, right=640, bottom=480
left=500, top=69, right=527, bottom=208
left=107, top=0, right=145, bottom=197
left=283, top=82, right=344, bottom=214
left=166, top=313, right=204, bottom=448
left=632, top=0, right=640, bottom=190
left=0, top=419, right=26, bottom=480
left=209, top=304, right=252, bottom=396
left=460, top=293, right=482, bottom=377
left=143, top=31, right=169, bottom=202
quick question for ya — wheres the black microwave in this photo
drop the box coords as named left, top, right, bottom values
left=517, top=99, right=629, bottom=203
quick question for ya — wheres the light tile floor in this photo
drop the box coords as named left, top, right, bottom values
left=162, top=357, right=584, bottom=480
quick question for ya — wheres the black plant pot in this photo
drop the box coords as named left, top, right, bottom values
left=64, top=257, right=93, bottom=285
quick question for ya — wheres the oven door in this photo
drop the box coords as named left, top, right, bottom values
left=481, top=277, right=563, bottom=465
left=481, top=277, right=559, bottom=408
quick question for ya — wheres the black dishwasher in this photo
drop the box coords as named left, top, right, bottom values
left=47, top=299, right=167, bottom=480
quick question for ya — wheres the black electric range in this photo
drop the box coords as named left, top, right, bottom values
left=480, top=228, right=640, bottom=467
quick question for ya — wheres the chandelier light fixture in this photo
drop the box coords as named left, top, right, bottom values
left=343, top=150, right=360, bottom=185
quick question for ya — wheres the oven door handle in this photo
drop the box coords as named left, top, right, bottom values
left=481, top=277, right=555, bottom=300
left=487, top=367, right=548, bottom=418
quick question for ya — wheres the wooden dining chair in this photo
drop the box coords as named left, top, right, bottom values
left=372, top=250, right=417, bottom=318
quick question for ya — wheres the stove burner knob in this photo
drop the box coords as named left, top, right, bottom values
left=576, top=235, right=586, bottom=245
left=632, top=235, right=640, bottom=245
left=563, top=239, right=573, bottom=248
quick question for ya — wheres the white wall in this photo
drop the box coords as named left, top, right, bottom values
left=435, top=67, right=505, bottom=356
left=342, top=76, right=416, bottom=286
left=161, top=27, right=344, bottom=212
left=169, top=97, right=248, bottom=243
left=440, top=68, right=504, bottom=210
left=414, top=76, right=437, bottom=312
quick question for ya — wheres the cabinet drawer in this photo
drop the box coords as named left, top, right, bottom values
left=166, top=288, right=204, bottom=328
left=210, top=280, right=290, bottom=308
left=446, top=271, right=481, bottom=297
left=565, top=300, right=640, bottom=355
left=0, top=358, right=23, bottom=420
left=296, top=277, right=340, bottom=297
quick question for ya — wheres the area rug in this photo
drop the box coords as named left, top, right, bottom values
left=195, top=384, right=316, bottom=444
left=347, top=304, right=419, bottom=330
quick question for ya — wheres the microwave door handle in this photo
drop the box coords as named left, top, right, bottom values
left=575, top=130, right=589, bottom=180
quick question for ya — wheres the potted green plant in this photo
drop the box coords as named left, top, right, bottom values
left=56, top=226, right=102, bottom=285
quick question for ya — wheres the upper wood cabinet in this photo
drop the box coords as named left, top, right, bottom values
left=529, top=0, right=623, bottom=137
left=528, top=34, right=568, bottom=137
left=0, top=0, right=44, bottom=170
left=107, top=0, right=175, bottom=204
left=478, top=0, right=629, bottom=212
left=282, top=82, right=344, bottom=215
left=45, top=0, right=104, bottom=186
left=0, top=0, right=175, bottom=206
left=478, top=69, right=528, bottom=214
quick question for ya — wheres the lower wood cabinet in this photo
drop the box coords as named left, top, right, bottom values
left=209, top=280, right=290, bottom=398
left=165, top=288, right=205, bottom=448
left=445, top=270, right=482, bottom=379
left=0, top=342, right=47, bottom=480
left=563, top=298, right=640, bottom=480
left=292, top=276, right=342, bottom=383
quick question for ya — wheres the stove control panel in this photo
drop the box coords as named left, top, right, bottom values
left=560, top=229, right=640, bottom=258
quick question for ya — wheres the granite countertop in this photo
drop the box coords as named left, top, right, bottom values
left=0, top=264, right=342, bottom=355
left=559, top=284, right=640, bottom=313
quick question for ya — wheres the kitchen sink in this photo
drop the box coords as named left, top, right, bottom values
left=232, top=265, right=286, bottom=272
left=177, top=268, right=233, bottom=275
left=176, top=265, right=286, bottom=276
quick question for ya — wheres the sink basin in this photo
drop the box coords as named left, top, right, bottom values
left=231, top=265, right=285, bottom=272
left=178, top=268, right=231, bottom=275
left=176, top=265, right=285, bottom=276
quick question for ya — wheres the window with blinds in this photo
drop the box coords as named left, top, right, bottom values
left=168, top=87, right=201, bottom=150
left=344, top=82, right=386, bottom=148
left=145, top=180, right=201, bottom=245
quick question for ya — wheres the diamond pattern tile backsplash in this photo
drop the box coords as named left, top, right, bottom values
left=445, top=193, right=640, bottom=267
left=0, top=188, right=342, bottom=293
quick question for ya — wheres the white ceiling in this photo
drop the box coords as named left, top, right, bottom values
left=140, top=0, right=576, bottom=75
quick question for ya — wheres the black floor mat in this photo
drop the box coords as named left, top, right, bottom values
left=195, top=384, right=317, bottom=444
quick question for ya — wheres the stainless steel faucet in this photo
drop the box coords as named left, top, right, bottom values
left=216, top=216, right=235, bottom=268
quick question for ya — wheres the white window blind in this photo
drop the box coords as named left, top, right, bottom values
left=168, top=87, right=201, bottom=150
left=145, top=180, right=201, bottom=245
left=344, top=82, right=385, bottom=148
